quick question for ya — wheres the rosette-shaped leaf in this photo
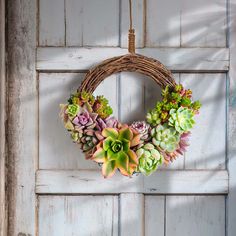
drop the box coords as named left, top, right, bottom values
left=92, top=126, right=141, bottom=178
left=146, top=109, right=161, bottom=126
left=136, top=143, right=163, bottom=176
left=130, top=121, right=150, bottom=142
left=96, top=116, right=119, bottom=131
left=168, top=107, right=195, bottom=133
left=72, top=107, right=97, bottom=132
left=151, top=124, right=180, bottom=153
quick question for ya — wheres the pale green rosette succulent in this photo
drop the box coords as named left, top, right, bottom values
left=136, top=143, right=163, bottom=176
left=168, top=107, right=195, bottom=133
left=151, top=124, right=180, bottom=153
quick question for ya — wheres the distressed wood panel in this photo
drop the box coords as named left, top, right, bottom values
left=120, top=0, right=144, bottom=48
left=39, top=73, right=99, bottom=169
left=66, top=0, right=119, bottom=46
left=0, top=0, right=6, bottom=234
left=181, top=0, right=226, bottom=47
left=166, top=196, right=225, bottom=236
left=227, top=1, right=236, bottom=235
left=36, top=47, right=229, bottom=72
left=39, top=195, right=118, bottom=236
left=146, top=0, right=181, bottom=47
left=39, top=0, right=65, bottom=46
left=145, top=196, right=165, bottom=236
left=181, top=74, right=226, bottom=169
left=7, top=0, right=37, bottom=234
left=120, top=194, right=144, bottom=236
left=36, top=170, right=228, bottom=194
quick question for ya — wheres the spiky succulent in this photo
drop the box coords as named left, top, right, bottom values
left=151, top=124, right=180, bottom=153
left=146, top=84, right=201, bottom=126
left=130, top=121, right=151, bottom=142
left=92, top=126, right=140, bottom=178
left=68, top=91, right=95, bottom=108
left=93, top=95, right=113, bottom=119
left=168, top=107, right=195, bottom=133
left=136, top=143, right=163, bottom=176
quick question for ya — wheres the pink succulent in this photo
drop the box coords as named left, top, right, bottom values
left=95, top=116, right=119, bottom=131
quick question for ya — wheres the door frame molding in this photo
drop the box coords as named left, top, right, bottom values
left=0, top=0, right=7, bottom=235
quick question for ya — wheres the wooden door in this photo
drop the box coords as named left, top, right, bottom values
left=5, top=0, right=236, bottom=235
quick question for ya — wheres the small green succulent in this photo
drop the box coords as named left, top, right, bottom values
left=168, top=107, right=195, bottom=133
left=146, top=109, right=161, bottom=126
left=136, top=143, right=163, bottom=176
left=151, top=124, right=180, bottom=153
left=93, top=95, right=113, bottom=119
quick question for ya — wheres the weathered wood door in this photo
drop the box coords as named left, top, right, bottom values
left=6, top=0, right=236, bottom=235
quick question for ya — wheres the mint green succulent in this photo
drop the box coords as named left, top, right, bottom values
left=146, top=109, right=161, bottom=126
left=151, top=124, right=180, bottom=153
left=136, top=143, right=163, bottom=176
left=168, top=107, right=195, bottom=133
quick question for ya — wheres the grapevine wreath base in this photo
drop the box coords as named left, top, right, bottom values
left=60, top=55, right=201, bottom=178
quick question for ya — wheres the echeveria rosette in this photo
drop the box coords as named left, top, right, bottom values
left=136, top=143, right=163, bottom=176
left=96, top=116, right=119, bottom=131
left=130, top=121, right=151, bottom=142
left=151, top=124, right=180, bottom=153
left=72, top=107, right=97, bottom=132
left=168, top=107, right=195, bottom=134
left=92, top=126, right=141, bottom=178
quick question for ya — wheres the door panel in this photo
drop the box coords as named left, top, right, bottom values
left=7, top=0, right=235, bottom=235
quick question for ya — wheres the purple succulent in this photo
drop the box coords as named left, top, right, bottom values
left=130, top=121, right=151, bottom=142
left=95, top=116, right=119, bottom=131
left=72, top=107, right=97, bottom=132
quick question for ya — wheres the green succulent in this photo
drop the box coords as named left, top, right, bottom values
left=168, top=107, right=195, bottom=133
left=136, top=143, right=163, bottom=176
left=92, top=126, right=141, bottom=177
left=146, top=109, right=161, bottom=126
left=151, top=124, right=180, bottom=153
left=93, top=95, right=113, bottom=119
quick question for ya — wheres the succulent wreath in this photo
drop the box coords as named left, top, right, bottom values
left=59, top=0, right=201, bottom=178
left=60, top=83, right=201, bottom=178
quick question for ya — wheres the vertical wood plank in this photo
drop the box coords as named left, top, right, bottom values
left=66, top=0, right=119, bottom=46
left=39, top=73, right=99, bottom=170
left=181, top=73, right=226, bottom=169
left=146, top=0, right=181, bottom=47
left=39, top=0, right=65, bottom=46
left=0, top=0, right=6, bottom=235
left=39, top=196, right=118, bottom=236
left=181, top=0, right=226, bottom=47
left=7, top=0, right=37, bottom=234
left=120, top=0, right=145, bottom=48
left=227, top=0, right=236, bottom=235
left=166, top=196, right=225, bottom=236
left=145, top=196, right=165, bottom=236
left=120, top=193, right=144, bottom=236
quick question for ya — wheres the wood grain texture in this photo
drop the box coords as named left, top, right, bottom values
left=39, top=0, right=65, bottom=46
left=7, top=0, right=37, bottom=235
left=145, top=196, right=165, bottom=236
left=227, top=0, right=236, bottom=235
left=181, top=0, right=226, bottom=47
left=166, top=196, right=225, bottom=236
left=38, top=196, right=118, bottom=236
left=0, top=0, right=6, bottom=235
left=120, top=194, right=144, bottom=236
left=181, top=73, right=226, bottom=169
left=146, top=0, right=181, bottom=47
left=39, top=72, right=118, bottom=169
left=36, top=47, right=229, bottom=72
left=36, top=170, right=228, bottom=194
left=120, top=0, right=144, bottom=48
left=66, top=0, right=119, bottom=46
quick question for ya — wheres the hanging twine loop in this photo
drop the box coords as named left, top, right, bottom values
left=128, top=0, right=135, bottom=53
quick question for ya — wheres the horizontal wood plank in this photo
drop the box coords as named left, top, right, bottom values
left=36, top=47, right=229, bottom=72
left=36, top=170, right=228, bottom=194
